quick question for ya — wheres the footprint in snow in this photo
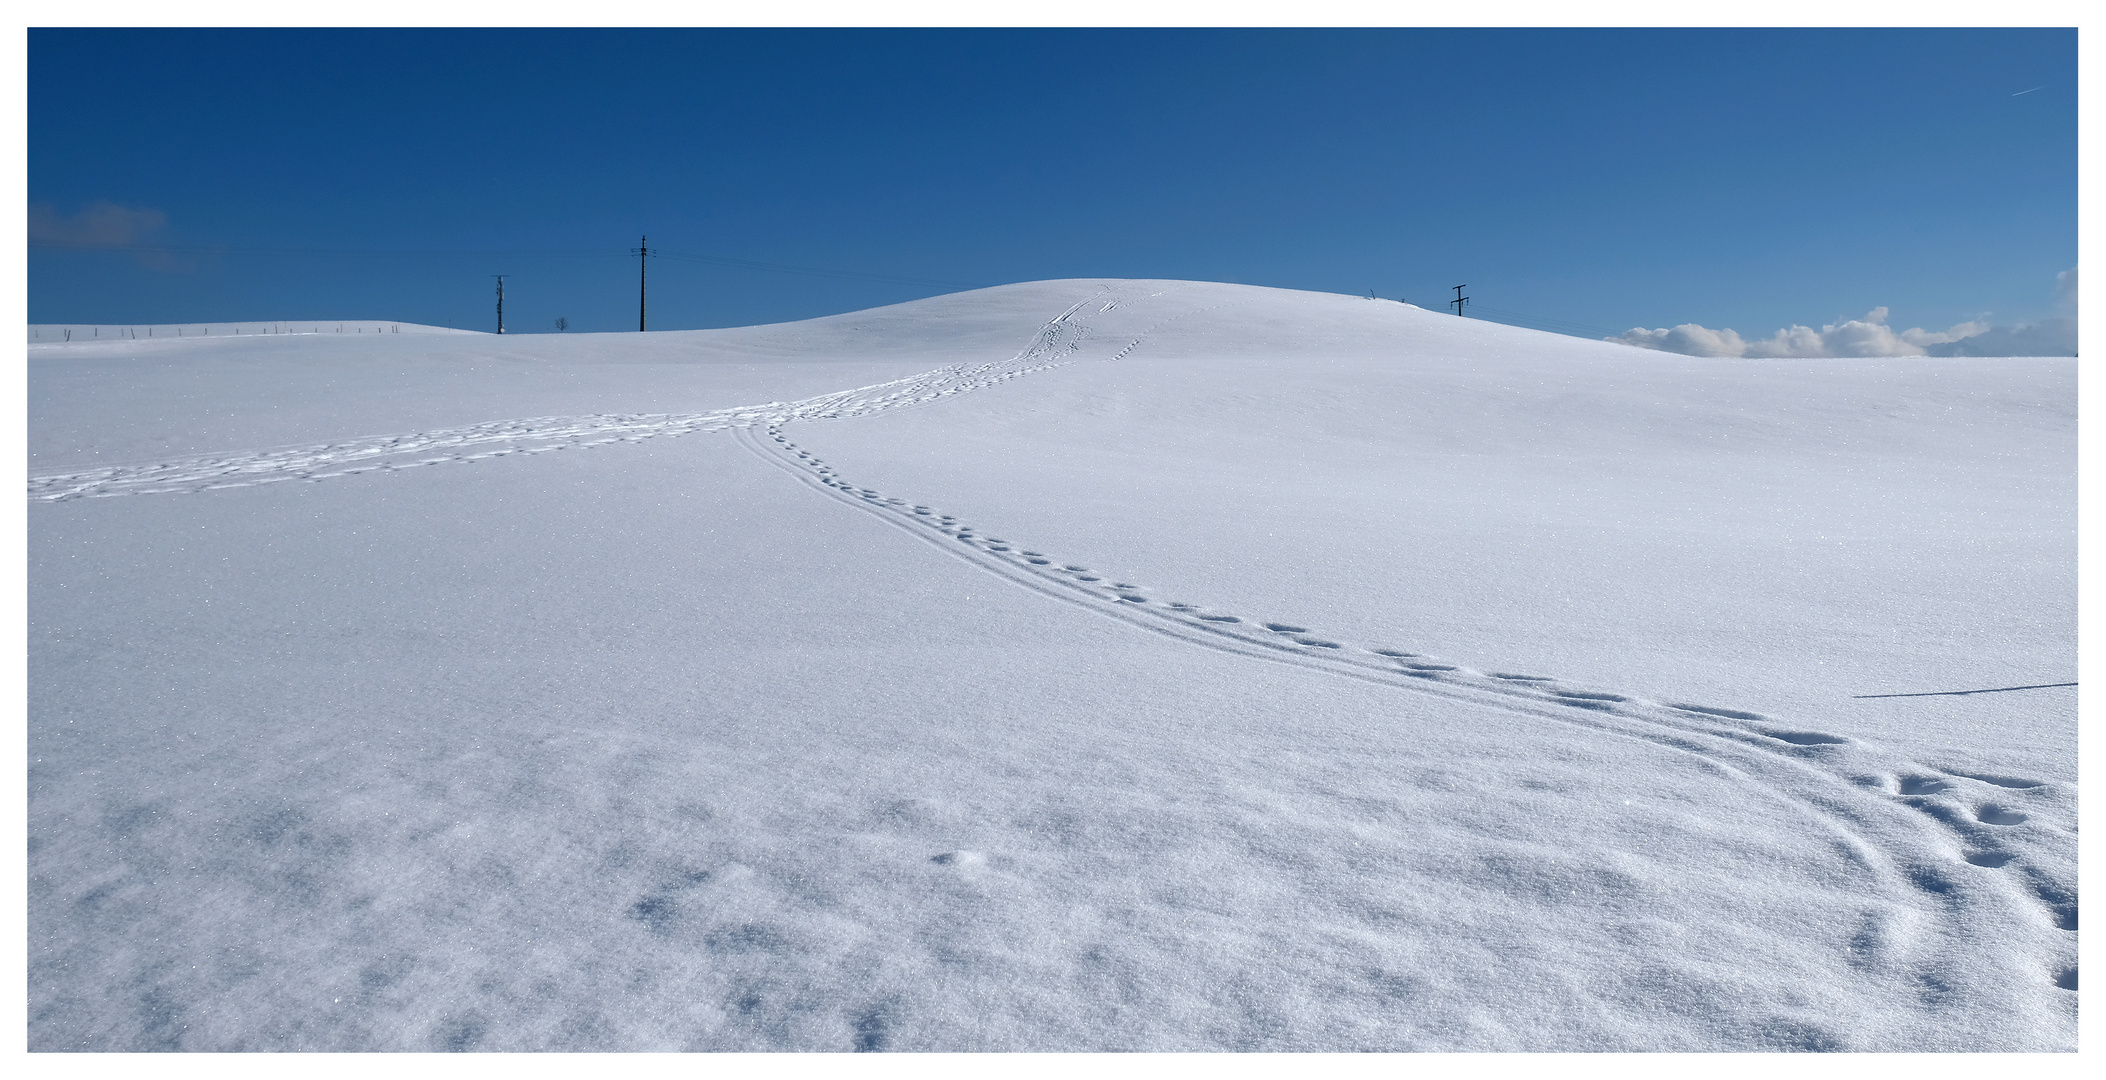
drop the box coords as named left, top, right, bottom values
left=1948, top=770, right=2046, bottom=790
left=1976, top=805, right=2028, bottom=826
left=2021, top=876, right=2078, bottom=931
left=1668, top=703, right=1768, bottom=722
left=1761, top=730, right=1849, bottom=746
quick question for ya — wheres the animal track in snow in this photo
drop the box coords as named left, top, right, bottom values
left=37, top=283, right=2078, bottom=989
left=1760, top=730, right=1851, bottom=747
left=2031, top=878, right=2077, bottom=931
left=1876, top=760, right=2072, bottom=957
left=734, top=421, right=2079, bottom=954
left=27, top=288, right=1139, bottom=502
left=1667, top=703, right=1767, bottom=722
left=1947, top=771, right=2045, bottom=790
left=1976, top=805, right=2028, bottom=826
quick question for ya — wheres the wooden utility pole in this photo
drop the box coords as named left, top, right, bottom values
left=632, top=235, right=650, bottom=331
left=1451, top=284, right=1469, bottom=316
left=494, top=275, right=508, bottom=334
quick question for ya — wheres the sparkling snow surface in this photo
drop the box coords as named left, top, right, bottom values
left=27, top=281, right=2076, bottom=1050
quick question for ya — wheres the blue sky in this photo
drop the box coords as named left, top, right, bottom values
left=29, top=27, right=2077, bottom=339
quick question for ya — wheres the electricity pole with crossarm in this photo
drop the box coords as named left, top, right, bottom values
left=632, top=235, right=650, bottom=331
left=1451, top=284, right=1469, bottom=316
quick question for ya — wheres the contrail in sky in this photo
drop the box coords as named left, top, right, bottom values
left=2012, top=86, right=2045, bottom=96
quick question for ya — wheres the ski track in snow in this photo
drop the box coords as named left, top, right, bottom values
left=30, top=284, right=2078, bottom=997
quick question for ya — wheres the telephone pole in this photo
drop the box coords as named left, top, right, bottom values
left=494, top=275, right=508, bottom=334
left=1451, top=284, right=1469, bottom=317
left=631, top=235, right=650, bottom=331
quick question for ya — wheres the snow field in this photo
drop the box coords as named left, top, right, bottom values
left=26, top=280, right=2076, bottom=1049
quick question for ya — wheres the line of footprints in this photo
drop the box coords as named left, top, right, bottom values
left=764, top=427, right=2073, bottom=985
left=766, top=427, right=1831, bottom=727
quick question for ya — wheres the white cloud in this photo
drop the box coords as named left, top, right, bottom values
left=1611, top=322, right=1750, bottom=358
left=1610, top=269, right=2077, bottom=358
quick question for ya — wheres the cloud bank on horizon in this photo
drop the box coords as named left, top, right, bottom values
left=1610, top=268, right=2077, bottom=358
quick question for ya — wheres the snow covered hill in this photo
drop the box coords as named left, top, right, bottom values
left=29, top=319, right=484, bottom=343
left=26, top=280, right=2076, bottom=1050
